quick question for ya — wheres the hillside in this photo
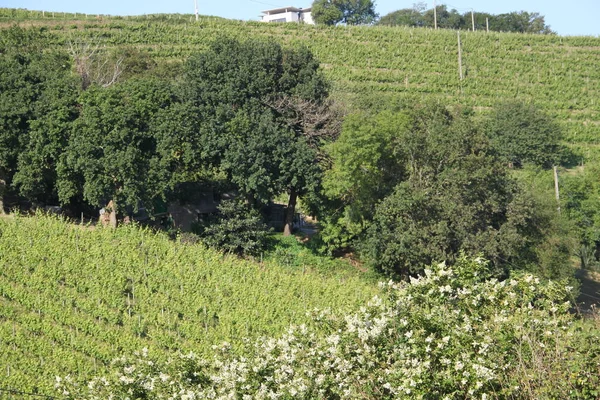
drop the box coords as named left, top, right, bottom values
left=0, top=215, right=376, bottom=393
left=1, top=9, right=599, bottom=158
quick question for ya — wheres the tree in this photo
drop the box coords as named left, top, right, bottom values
left=485, top=101, right=565, bottom=168
left=0, top=27, right=80, bottom=212
left=491, top=11, right=554, bottom=34
left=193, top=199, right=271, bottom=255
left=311, top=0, right=377, bottom=26
left=377, top=5, right=425, bottom=27
left=57, top=79, right=175, bottom=225
left=378, top=6, right=553, bottom=34
left=320, top=110, right=408, bottom=248
left=181, top=38, right=335, bottom=235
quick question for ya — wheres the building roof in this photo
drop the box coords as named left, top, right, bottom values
left=261, top=6, right=311, bottom=15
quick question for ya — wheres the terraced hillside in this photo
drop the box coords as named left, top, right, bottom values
left=0, top=215, right=376, bottom=393
left=2, top=8, right=599, bottom=157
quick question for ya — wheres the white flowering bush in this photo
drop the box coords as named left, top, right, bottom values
left=57, top=256, right=600, bottom=399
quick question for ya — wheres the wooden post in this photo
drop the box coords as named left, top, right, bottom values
left=457, top=31, right=463, bottom=81
left=471, top=9, right=475, bottom=32
left=486, top=17, right=489, bottom=33
left=433, top=0, right=437, bottom=30
left=553, top=166, right=560, bottom=214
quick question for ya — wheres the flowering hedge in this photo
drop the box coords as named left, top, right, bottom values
left=57, top=256, right=600, bottom=399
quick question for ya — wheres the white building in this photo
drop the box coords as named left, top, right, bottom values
left=260, top=7, right=314, bottom=24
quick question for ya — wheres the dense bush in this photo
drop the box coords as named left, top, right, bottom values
left=485, top=102, right=565, bottom=169
left=193, top=199, right=271, bottom=256
left=56, top=256, right=600, bottom=399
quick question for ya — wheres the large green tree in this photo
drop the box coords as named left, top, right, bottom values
left=311, top=0, right=377, bottom=26
left=0, top=27, right=79, bottom=212
left=57, top=79, right=175, bottom=222
left=181, top=38, right=335, bottom=235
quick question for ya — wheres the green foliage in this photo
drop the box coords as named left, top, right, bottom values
left=0, top=214, right=376, bottom=393
left=0, top=26, right=79, bottom=205
left=377, top=4, right=427, bottom=27
left=378, top=5, right=553, bottom=34
left=322, top=103, right=570, bottom=280
left=0, top=15, right=596, bottom=158
left=485, top=102, right=565, bottom=169
left=57, top=78, right=175, bottom=213
left=57, top=256, right=600, bottom=399
left=311, top=0, right=377, bottom=25
left=181, top=37, right=332, bottom=233
left=359, top=106, right=537, bottom=278
left=193, top=199, right=271, bottom=256
left=319, top=110, right=407, bottom=249
left=561, top=163, right=600, bottom=269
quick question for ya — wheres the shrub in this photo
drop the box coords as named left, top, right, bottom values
left=193, top=199, right=271, bottom=256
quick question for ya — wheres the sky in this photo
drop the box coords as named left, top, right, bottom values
left=2, top=0, right=598, bottom=36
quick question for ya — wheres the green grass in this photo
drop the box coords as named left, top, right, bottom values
left=0, top=215, right=377, bottom=393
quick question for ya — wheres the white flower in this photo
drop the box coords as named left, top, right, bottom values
left=159, top=372, right=170, bottom=382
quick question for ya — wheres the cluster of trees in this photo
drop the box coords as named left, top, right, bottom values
left=308, top=0, right=552, bottom=34
left=0, top=26, right=577, bottom=282
left=317, top=102, right=570, bottom=280
left=378, top=3, right=554, bottom=34
left=0, top=27, right=335, bottom=244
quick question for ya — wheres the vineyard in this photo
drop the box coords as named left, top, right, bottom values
left=1, top=8, right=599, bottom=157
left=0, top=215, right=376, bottom=393
left=2, top=9, right=600, bottom=396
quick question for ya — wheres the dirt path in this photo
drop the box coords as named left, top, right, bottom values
left=576, top=268, right=600, bottom=313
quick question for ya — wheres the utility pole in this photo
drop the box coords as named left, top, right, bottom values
left=471, top=9, right=475, bottom=32
left=457, top=31, right=463, bottom=81
left=194, top=0, right=199, bottom=21
left=433, top=0, right=437, bottom=30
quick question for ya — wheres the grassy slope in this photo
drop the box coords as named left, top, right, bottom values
left=0, top=215, right=377, bottom=392
left=1, top=8, right=599, bottom=157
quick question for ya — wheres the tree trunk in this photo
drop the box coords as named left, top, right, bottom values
left=100, top=199, right=118, bottom=228
left=283, top=187, right=297, bottom=236
left=0, top=180, right=5, bottom=215
left=0, top=169, right=6, bottom=215
left=108, top=200, right=117, bottom=228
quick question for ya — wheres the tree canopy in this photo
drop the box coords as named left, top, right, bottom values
left=181, top=38, right=336, bottom=235
left=0, top=27, right=79, bottom=211
left=378, top=5, right=554, bottom=34
left=311, top=0, right=377, bottom=26
left=321, top=103, right=567, bottom=279
left=485, top=101, right=565, bottom=168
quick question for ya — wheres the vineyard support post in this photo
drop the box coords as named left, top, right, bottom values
left=433, top=0, right=437, bottom=29
left=457, top=31, right=463, bottom=81
left=486, top=17, right=489, bottom=33
left=471, top=9, right=475, bottom=31
left=554, top=166, right=560, bottom=214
